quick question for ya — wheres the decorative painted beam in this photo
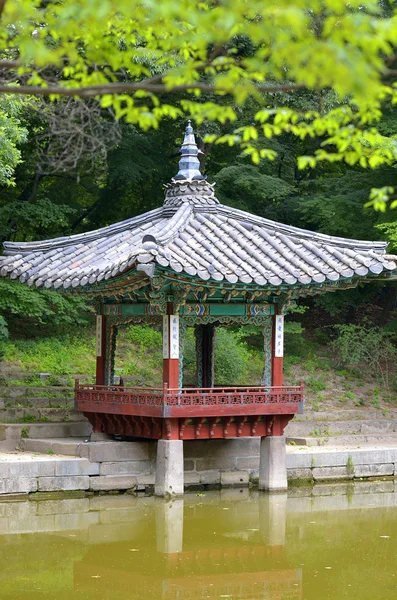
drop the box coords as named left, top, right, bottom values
left=102, top=302, right=275, bottom=317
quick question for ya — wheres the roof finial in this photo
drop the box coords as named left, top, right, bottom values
left=174, top=121, right=205, bottom=181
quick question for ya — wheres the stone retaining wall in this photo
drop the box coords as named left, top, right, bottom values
left=2, top=440, right=397, bottom=495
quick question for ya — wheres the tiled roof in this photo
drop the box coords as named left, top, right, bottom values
left=1, top=185, right=396, bottom=289
left=1, top=124, right=396, bottom=291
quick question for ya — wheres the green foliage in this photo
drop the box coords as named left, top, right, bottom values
left=333, top=325, right=397, bottom=389
left=215, top=165, right=295, bottom=218
left=0, top=280, right=92, bottom=336
left=0, top=199, right=76, bottom=242
left=124, top=325, right=162, bottom=350
left=0, top=317, right=8, bottom=342
left=20, top=426, right=29, bottom=439
left=307, top=375, right=327, bottom=393
left=214, top=329, right=252, bottom=385
left=0, top=95, right=30, bottom=186
left=20, top=413, right=37, bottom=423
left=3, top=0, right=397, bottom=185
left=1, top=336, right=96, bottom=375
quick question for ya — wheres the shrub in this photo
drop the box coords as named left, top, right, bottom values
left=333, top=325, right=397, bottom=389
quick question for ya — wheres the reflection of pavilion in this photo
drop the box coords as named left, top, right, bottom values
left=74, top=494, right=302, bottom=600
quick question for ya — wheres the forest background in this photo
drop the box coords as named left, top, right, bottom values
left=0, top=0, right=397, bottom=411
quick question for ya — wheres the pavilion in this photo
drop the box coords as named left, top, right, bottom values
left=1, top=123, right=397, bottom=495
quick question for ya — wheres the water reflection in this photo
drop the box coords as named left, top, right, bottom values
left=0, top=481, right=397, bottom=599
left=73, top=491, right=300, bottom=600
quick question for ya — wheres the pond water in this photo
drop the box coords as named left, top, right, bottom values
left=0, top=482, right=397, bottom=600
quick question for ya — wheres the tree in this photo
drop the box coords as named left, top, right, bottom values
left=0, top=95, right=29, bottom=186
left=2, top=0, right=397, bottom=198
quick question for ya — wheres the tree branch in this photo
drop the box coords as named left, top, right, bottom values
left=0, top=81, right=305, bottom=98
left=0, top=60, right=18, bottom=69
left=0, top=0, right=7, bottom=19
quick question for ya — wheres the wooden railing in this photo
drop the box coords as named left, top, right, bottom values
left=75, top=381, right=304, bottom=418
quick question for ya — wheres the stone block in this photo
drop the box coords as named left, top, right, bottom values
left=55, top=459, right=99, bottom=477
left=89, top=475, right=137, bottom=491
left=354, top=463, right=394, bottom=478
left=312, top=466, right=352, bottom=481
left=184, top=438, right=260, bottom=459
left=287, top=468, right=313, bottom=481
left=195, top=457, right=236, bottom=472
left=184, top=459, right=195, bottom=471
left=236, top=457, right=259, bottom=471
left=136, top=474, right=155, bottom=491
left=0, top=477, right=37, bottom=494
left=200, top=470, right=220, bottom=485
left=38, top=476, right=90, bottom=492
left=0, top=460, right=55, bottom=478
left=184, top=472, right=201, bottom=485
left=288, top=448, right=397, bottom=470
left=99, top=461, right=150, bottom=476
left=220, top=471, right=249, bottom=487
left=87, top=441, right=149, bottom=463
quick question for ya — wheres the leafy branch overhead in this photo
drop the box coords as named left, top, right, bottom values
left=2, top=1, right=397, bottom=206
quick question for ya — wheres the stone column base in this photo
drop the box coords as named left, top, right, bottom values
left=259, top=436, right=288, bottom=491
left=155, top=439, right=184, bottom=496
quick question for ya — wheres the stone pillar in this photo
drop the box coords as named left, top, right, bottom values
left=259, top=436, right=288, bottom=491
left=95, top=314, right=107, bottom=385
left=163, top=303, right=179, bottom=389
left=155, top=439, right=184, bottom=496
left=259, top=493, right=287, bottom=546
left=155, top=498, right=184, bottom=553
left=195, top=324, right=216, bottom=387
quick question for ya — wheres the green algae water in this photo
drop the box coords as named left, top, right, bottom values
left=0, top=484, right=397, bottom=600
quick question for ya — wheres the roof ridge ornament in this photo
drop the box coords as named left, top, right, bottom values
left=173, top=120, right=205, bottom=181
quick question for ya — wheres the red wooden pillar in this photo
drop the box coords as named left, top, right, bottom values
left=162, top=302, right=180, bottom=389
left=162, top=303, right=180, bottom=440
left=95, top=314, right=107, bottom=385
left=271, top=305, right=284, bottom=387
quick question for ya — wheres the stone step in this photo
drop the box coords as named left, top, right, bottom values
left=286, top=419, right=397, bottom=438
left=0, top=385, right=74, bottom=399
left=21, top=437, right=87, bottom=456
left=1, top=397, right=75, bottom=409
left=0, top=407, right=85, bottom=423
left=0, top=370, right=91, bottom=383
left=288, top=433, right=397, bottom=447
left=0, top=422, right=92, bottom=451
left=294, top=408, right=397, bottom=422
